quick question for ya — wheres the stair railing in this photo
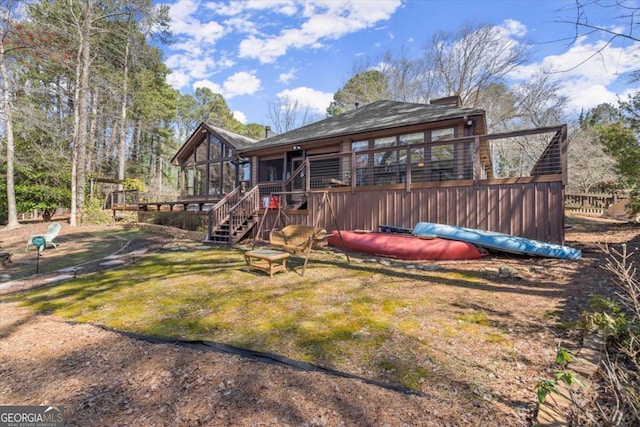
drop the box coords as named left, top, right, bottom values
left=206, top=187, right=241, bottom=240
left=227, top=185, right=261, bottom=240
left=207, top=185, right=261, bottom=242
left=282, top=159, right=309, bottom=207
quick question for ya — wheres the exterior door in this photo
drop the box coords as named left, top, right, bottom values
left=291, top=157, right=304, bottom=191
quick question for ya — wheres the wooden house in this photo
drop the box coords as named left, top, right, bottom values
left=155, top=97, right=568, bottom=245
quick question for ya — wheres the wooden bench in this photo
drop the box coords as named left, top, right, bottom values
left=244, top=249, right=290, bottom=277
left=269, top=225, right=327, bottom=254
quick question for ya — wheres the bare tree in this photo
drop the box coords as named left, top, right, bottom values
left=423, top=22, right=529, bottom=107
left=557, top=0, right=639, bottom=76
left=268, top=96, right=316, bottom=133
left=511, top=70, right=569, bottom=129
left=567, top=125, right=617, bottom=193
left=473, top=82, right=519, bottom=131
left=372, top=49, right=428, bottom=103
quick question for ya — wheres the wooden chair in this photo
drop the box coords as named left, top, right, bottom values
left=26, top=222, right=62, bottom=251
left=269, top=225, right=327, bottom=254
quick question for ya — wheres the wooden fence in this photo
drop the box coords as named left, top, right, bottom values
left=564, top=193, right=625, bottom=214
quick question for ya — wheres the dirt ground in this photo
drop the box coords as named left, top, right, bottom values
left=1, top=214, right=639, bottom=426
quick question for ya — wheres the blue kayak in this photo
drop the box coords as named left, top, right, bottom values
left=412, top=222, right=581, bottom=260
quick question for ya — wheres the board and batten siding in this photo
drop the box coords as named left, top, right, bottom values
left=297, top=180, right=566, bottom=245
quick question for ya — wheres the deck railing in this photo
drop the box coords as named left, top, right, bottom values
left=206, top=187, right=241, bottom=239
left=108, top=189, right=140, bottom=209
left=295, top=125, right=567, bottom=192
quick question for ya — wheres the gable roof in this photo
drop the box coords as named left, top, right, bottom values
left=171, top=122, right=257, bottom=165
left=242, top=100, right=485, bottom=152
left=211, top=124, right=258, bottom=150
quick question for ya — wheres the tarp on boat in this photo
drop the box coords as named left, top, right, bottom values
left=412, top=222, right=581, bottom=260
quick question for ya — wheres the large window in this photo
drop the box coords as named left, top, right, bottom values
left=258, top=158, right=284, bottom=182
left=195, top=141, right=207, bottom=162
left=186, top=168, right=195, bottom=196
left=208, top=163, right=221, bottom=196
left=352, top=140, right=370, bottom=186
left=399, top=132, right=424, bottom=145
left=401, top=133, right=426, bottom=183
left=209, top=137, right=221, bottom=159
left=374, top=136, right=401, bottom=185
left=428, top=128, right=456, bottom=181
left=431, top=128, right=455, bottom=141
left=239, top=160, right=251, bottom=191
left=223, top=163, right=237, bottom=194
left=195, top=165, right=206, bottom=195
left=181, top=132, right=245, bottom=198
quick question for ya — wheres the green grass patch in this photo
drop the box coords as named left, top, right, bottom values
left=457, top=311, right=490, bottom=326
left=2, top=239, right=552, bottom=396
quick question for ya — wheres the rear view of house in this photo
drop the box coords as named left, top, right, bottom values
left=152, top=97, right=567, bottom=245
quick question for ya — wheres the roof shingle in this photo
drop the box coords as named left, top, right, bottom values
left=243, top=100, right=484, bottom=152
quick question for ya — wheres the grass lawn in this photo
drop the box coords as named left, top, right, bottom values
left=2, top=236, right=561, bottom=415
left=0, top=226, right=154, bottom=279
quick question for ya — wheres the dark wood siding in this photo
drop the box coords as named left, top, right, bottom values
left=258, top=179, right=566, bottom=244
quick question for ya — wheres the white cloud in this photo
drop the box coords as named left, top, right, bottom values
left=509, top=35, right=640, bottom=111
left=277, top=86, right=333, bottom=114
left=193, top=21, right=226, bottom=44
left=278, top=68, right=298, bottom=84
left=167, top=0, right=198, bottom=22
left=193, top=71, right=262, bottom=99
left=170, top=0, right=226, bottom=45
left=561, top=81, right=619, bottom=112
left=233, top=110, right=248, bottom=124
left=210, top=0, right=298, bottom=16
left=239, top=0, right=402, bottom=63
left=223, top=71, right=262, bottom=97
left=223, top=16, right=259, bottom=34
left=193, top=79, right=224, bottom=94
left=166, top=70, right=192, bottom=90
left=191, top=57, right=220, bottom=80
left=517, top=38, right=639, bottom=85
left=163, top=0, right=233, bottom=88
left=500, top=19, right=527, bottom=38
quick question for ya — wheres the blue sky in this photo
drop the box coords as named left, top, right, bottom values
left=157, top=0, right=640, bottom=126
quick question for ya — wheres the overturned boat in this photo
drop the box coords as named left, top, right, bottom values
left=412, top=222, right=581, bottom=260
left=327, top=230, right=485, bottom=260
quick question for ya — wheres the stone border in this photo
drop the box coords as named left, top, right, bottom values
left=536, top=334, right=604, bottom=426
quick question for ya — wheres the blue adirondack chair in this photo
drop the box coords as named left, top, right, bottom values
left=26, top=223, right=62, bottom=251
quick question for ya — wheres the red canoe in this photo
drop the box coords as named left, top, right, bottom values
left=327, top=230, right=484, bottom=260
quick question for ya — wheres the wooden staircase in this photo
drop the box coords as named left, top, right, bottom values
left=204, top=186, right=261, bottom=246
left=206, top=214, right=258, bottom=245
left=204, top=161, right=311, bottom=246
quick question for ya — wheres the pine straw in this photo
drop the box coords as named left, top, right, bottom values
left=1, top=214, right=638, bottom=426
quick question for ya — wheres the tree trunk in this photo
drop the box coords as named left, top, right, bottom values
left=87, top=89, right=99, bottom=181
left=0, top=34, right=19, bottom=228
left=71, top=0, right=92, bottom=226
left=117, top=37, right=130, bottom=190
left=76, top=1, right=92, bottom=224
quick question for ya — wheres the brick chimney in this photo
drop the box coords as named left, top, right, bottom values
left=430, top=95, right=462, bottom=107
